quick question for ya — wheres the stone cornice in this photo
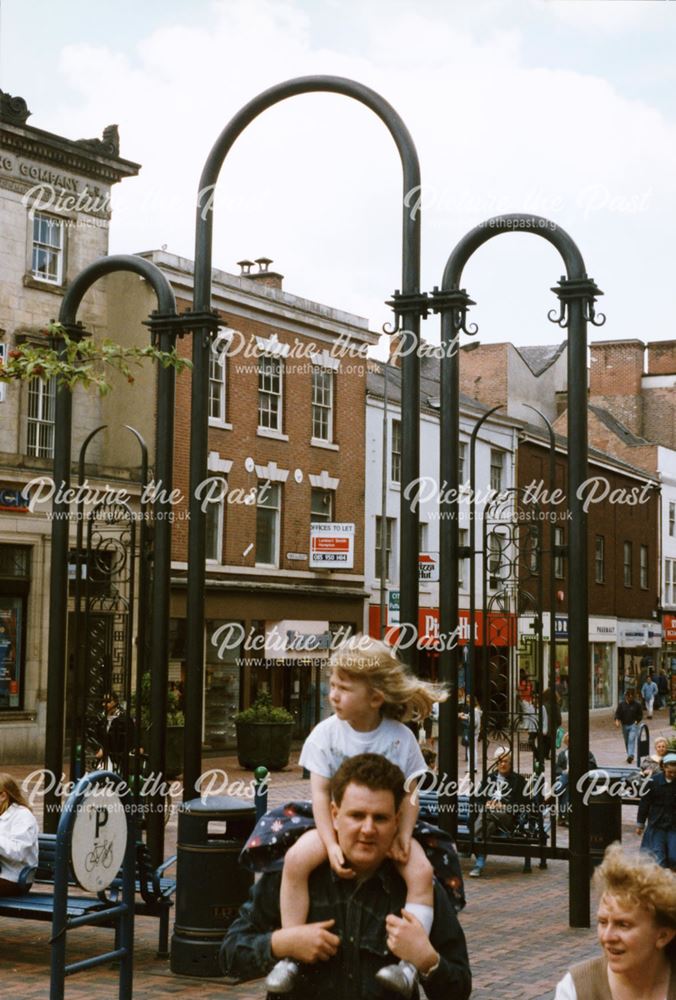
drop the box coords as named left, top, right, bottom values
left=0, top=120, right=140, bottom=185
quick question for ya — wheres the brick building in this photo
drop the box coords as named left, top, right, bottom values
left=517, top=432, right=660, bottom=710
left=120, top=250, right=378, bottom=749
left=0, top=90, right=140, bottom=760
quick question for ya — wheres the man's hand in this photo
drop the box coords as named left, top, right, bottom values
left=635, top=826, right=644, bottom=837
left=385, top=911, right=438, bottom=972
left=614, top=720, right=619, bottom=728
left=327, top=842, right=355, bottom=878
left=271, top=920, right=341, bottom=964
left=388, top=831, right=411, bottom=865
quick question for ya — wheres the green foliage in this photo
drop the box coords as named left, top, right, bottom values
left=0, top=321, right=191, bottom=394
left=234, top=690, right=293, bottom=725
left=134, top=672, right=185, bottom=731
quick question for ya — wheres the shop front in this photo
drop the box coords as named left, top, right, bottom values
left=617, top=620, right=662, bottom=699
left=170, top=582, right=365, bottom=749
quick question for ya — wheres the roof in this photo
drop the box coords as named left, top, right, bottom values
left=588, top=404, right=650, bottom=447
left=515, top=343, right=566, bottom=376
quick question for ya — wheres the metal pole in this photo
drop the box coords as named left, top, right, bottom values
left=380, top=360, right=389, bottom=638
left=565, top=292, right=591, bottom=927
left=186, top=77, right=422, bottom=796
left=148, top=321, right=177, bottom=862
left=44, top=334, right=74, bottom=831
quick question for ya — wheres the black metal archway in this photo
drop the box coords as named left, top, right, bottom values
left=432, top=214, right=604, bottom=926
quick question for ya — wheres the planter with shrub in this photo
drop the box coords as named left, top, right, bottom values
left=234, top=692, right=294, bottom=770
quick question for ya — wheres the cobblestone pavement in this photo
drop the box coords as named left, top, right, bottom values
left=1, top=709, right=672, bottom=999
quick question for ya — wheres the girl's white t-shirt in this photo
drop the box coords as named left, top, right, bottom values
left=299, top=715, right=426, bottom=780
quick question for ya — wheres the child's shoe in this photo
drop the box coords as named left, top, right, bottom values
left=266, top=958, right=300, bottom=993
left=375, top=959, right=417, bottom=998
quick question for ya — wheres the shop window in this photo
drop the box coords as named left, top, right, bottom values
left=205, top=619, right=243, bottom=749
left=391, top=420, right=401, bottom=484
left=591, top=643, right=612, bottom=709
left=0, top=544, right=30, bottom=712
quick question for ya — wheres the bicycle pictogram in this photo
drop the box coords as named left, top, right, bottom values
left=84, top=838, right=114, bottom=872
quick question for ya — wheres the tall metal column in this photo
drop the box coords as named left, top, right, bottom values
left=184, top=76, right=422, bottom=799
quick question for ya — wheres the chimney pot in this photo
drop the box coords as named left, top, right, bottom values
left=255, top=257, right=273, bottom=273
left=237, top=259, right=255, bottom=276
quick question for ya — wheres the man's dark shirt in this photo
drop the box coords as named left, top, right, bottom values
left=637, top=772, right=675, bottom=831
left=614, top=700, right=643, bottom=726
left=221, top=861, right=471, bottom=1000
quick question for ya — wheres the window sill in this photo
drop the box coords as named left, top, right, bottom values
left=310, top=438, right=339, bottom=451
left=390, top=481, right=401, bottom=491
left=257, top=428, right=289, bottom=442
left=23, top=274, right=66, bottom=296
left=209, top=420, right=233, bottom=431
left=255, top=562, right=279, bottom=570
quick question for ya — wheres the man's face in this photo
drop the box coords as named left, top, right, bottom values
left=330, top=782, right=398, bottom=876
left=597, top=894, right=674, bottom=976
left=664, top=762, right=676, bottom=781
left=496, top=754, right=513, bottom=776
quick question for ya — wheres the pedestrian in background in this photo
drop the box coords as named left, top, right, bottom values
left=614, top=689, right=643, bottom=764
left=641, top=673, right=658, bottom=719
left=636, top=750, right=676, bottom=869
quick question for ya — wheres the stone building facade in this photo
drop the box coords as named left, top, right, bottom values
left=0, top=90, right=139, bottom=760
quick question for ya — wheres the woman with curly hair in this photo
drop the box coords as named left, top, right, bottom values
left=555, top=843, right=676, bottom=998
left=0, top=772, right=38, bottom=897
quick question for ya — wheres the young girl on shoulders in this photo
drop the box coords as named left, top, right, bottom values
left=256, top=635, right=448, bottom=998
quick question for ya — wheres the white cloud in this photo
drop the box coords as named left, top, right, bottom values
left=28, top=0, right=676, bottom=350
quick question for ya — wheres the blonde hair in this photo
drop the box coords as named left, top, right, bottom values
left=329, top=635, right=448, bottom=722
left=594, top=844, right=676, bottom=934
left=0, top=772, right=30, bottom=814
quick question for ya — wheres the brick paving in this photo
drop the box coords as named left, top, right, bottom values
left=1, top=709, right=672, bottom=999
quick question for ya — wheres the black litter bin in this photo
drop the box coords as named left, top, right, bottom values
left=170, top=794, right=256, bottom=977
left=588, top=778, right=622, bottom=864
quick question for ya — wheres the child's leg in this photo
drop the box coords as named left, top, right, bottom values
left=396, top=837, right=433, bottom=907
left=279, top=828, right=328, bottom=927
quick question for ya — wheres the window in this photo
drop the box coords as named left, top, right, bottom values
left=418, top=522, right=428, bottom=554
left=310, top=488, right=333, bottom=524
left=311, top=366, right=333, bottom=442
left=0, top=344, right=5, bottom=403
left=26, top=377, right=55, bottom=458
left=256, top=481, right=280, bottom=566
left=670, top=502, right=676, bottom=538
left=31, top=213, right=64, bottom=284
left=205, top=481, right=225, bottom=562
left=490, top=449, right=504, bottom=493
left=459, top=528, right=469, bottom=589
left=208, top=335, right=228, bottom=424
left=487, top=531, right=506, bottom=590
left=458, top=441, right=467, bottom=486
left=554, top=526, right=565, bottom=580
left=258, top=355, right=282, bottom=431
left=595, top=535, right=605, bottom=584
left=375, top=515, right=395, bottom=580
left=640, top=545, right=648, bottom=590
left=527, top=525, right=539, bottom=574
left=665, top=559, right=676, bottom=605
left=391, top=420, right=402, bottom=484
left=623, top=541, right=632, bottom=588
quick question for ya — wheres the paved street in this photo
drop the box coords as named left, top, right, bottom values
left=1, top=708, right=672, bottom=999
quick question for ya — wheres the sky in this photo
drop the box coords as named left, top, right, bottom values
left=1, top=0, right=675, bottom=357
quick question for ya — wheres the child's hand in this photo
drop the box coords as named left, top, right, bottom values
left=327, top=842, right=355, bottom=878
left=388, top=832, right=411, bottom=864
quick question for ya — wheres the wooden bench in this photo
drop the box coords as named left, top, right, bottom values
left=5, top=833, right=176, bottom=957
